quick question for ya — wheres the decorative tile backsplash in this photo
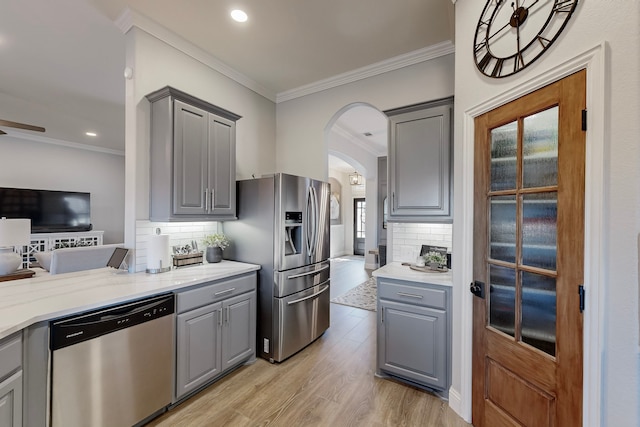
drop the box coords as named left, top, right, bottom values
left=391, top=223, right=453, bottom=263
left=135, top=220, right=219, bottom=272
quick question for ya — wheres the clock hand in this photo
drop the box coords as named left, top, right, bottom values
left=487, top=21, right=511, bottom=42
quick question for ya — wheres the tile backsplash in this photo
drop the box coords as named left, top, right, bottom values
left=135, top=220, right=219, bottom=272
left=391, top=223, right=453, bottom=263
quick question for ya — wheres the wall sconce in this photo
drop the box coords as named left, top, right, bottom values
left=349, top=172, right=363, bottom=186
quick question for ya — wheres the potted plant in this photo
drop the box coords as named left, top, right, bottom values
left=202, top=233, right=230, bottom=263
left=423, top=251, right=447, bottom=270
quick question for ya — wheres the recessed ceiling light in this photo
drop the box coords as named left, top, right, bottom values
left=230, top=9, right=248, bottom=23
left=85, top=132, right=97, bottom=137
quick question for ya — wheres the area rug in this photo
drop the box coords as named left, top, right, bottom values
left=331, top=277, right=377, bottom=312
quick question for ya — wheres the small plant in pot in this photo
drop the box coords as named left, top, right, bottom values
left=424, top=251, right=447, bottom=270
left=202, top=233, right=230, bottom=263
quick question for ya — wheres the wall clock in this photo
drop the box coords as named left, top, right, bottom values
left=474, top=0, right=579, bottom=78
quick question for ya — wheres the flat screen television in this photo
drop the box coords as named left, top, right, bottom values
left=0, top=187, right=92, bottom=233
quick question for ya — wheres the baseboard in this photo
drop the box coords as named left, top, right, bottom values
left=447, top=386, right=470, bottom=423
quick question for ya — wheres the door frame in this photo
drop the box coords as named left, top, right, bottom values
left=453, top=43, right=606, bottom=426
left=353, top=197, right=366, bottom=256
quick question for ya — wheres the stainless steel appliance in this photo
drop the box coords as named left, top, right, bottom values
left=225, top=173, right=330, bottom=362
left=49, top=294, right=175, bottom=427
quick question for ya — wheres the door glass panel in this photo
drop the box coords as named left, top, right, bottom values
left=523, top=107, right=558, bottom=188
left=355, top=200, right=366, bottom=238
left=522, top=192, right=557, bottom=270
left=489, top=265, right=516, bottom=337
left=521, top=271, right=556, bottom=356
left=490, top=195, right=516, bottom=263
left=490, top=121, right=518, bottom=191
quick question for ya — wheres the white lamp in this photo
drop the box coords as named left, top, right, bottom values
left=0, top=217, right=31, bottom=275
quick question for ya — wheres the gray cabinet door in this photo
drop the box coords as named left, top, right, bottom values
left=208, top=114, right=236, bottom=217
left=175, top=302, right=222, bottom=400
left=147, top=86, right=240, bottom=221
left=386, top=98, right=453, bottom=222
left=378, top=299, right=447, bottom=390
left=221, top=291, right=256, bottom=370
left=173, top=100, right=209, bottom=215
left=0, top=371, right=22, bottom=427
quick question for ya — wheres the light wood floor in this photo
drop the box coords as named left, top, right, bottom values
left=148, top=256, right=471, bottom=427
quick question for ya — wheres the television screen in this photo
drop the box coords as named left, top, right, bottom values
left=0, top=187, right=92, bottom=233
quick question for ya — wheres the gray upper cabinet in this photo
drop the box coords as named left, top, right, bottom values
left=147, top=86, right=241, bottom=221
left=385, top=97, right=453, bottom=223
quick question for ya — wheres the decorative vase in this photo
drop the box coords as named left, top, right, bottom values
left=429, top=262, right=439, bottom=270
left=206, top=246, right=223, bottom=263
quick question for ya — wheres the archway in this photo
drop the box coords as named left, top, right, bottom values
left=324, top=102, right=387, bottom=269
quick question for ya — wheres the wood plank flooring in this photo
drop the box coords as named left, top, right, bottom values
left=147, top=256, right=471, bottom=427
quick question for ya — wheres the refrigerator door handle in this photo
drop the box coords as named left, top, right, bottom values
left=286, top=264, right=329, bottom=279
left=306, top=186, right=317, bottom=258
left=286, top=282, right=330, bottom=305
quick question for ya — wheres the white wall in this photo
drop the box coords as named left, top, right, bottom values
left=276, top=54, right=455, bottom=181
left=454, top=1, right=640, bottom=425
left=0, top=136, right=125, bottom=244
left=124, top=26, right=277, bottom=270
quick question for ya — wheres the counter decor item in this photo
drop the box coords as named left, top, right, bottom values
left=0, top=217, right=31, bottom=277
left=171, top=240, right=203, bottom=268
left=424, top=251, right=447, bottom=270
left=202, top=233, right=230, bottom=263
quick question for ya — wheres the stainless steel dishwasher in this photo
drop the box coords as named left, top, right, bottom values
left=50, top=294, right=175, bottom=427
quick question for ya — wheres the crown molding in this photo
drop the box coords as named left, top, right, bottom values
left=276, top=41, right=455, bottom=103
left=116, top=8, right=455, bottom=105
left=3, top=129, right=125, bottom=156
left=331, top=123, right=386, bottom=157
left=116, top=8, right=277, bottom=102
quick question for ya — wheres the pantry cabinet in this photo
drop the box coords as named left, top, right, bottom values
left=385, top=97, right=453, bottom=223
left=147, top=86, right=240, bottom=221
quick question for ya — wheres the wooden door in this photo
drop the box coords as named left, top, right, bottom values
left=472, top=70, right=585, bottom=427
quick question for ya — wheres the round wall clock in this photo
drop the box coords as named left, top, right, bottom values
left=473, top=0, right=579, bottom=78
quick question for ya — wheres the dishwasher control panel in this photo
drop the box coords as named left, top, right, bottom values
left=50, top=293, right=175, bottom=350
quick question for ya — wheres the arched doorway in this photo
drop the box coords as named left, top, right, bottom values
left=324, top=103, right=387, bottom=269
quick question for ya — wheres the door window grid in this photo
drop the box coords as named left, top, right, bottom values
left=487, top=106, right=559, bottom=356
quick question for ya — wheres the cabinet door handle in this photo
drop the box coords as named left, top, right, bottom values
left=218, top=309, right=222, bottom=326
left=210, top=189, right=215, bottom=211
left=214, top=288, right=235, bottom=297
left=397, top=291, right=423, bottom=299
left=392, top=192, right=395, bottom=212
left=381, top=306, right=384, bottom=323
left=226, top=306, right=230, bottom=324
left=205, top=188, right=210, bottom=213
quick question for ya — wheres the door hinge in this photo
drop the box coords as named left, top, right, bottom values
left=581, top=109, right=587, bottom=131
left=578, top=285, right=585, bottom=313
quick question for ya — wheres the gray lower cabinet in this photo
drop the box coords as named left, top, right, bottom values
left=175, top=273, right=256, bottom=401
left=147, top=86, right=241, bottom=221
left=385, top=97, right=453, bottom=223
left=376, top=277, right=451, bottom=394
left=0, top=333, right=22, bottom=427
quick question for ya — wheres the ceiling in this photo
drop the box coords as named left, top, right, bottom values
left=0, top=0, right=454, bottom=152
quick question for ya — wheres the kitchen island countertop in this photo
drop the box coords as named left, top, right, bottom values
left=0, top=261, right=260, bottom=340
left=372, top=261, right=453, bottom=287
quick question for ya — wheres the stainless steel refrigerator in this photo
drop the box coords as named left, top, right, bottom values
left=225, top=173, right=330, bottom=363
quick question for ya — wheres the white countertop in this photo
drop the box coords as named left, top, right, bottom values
left=0, top=261, right=260, bottom=340
left=372, top=262, right=453, bottom=287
